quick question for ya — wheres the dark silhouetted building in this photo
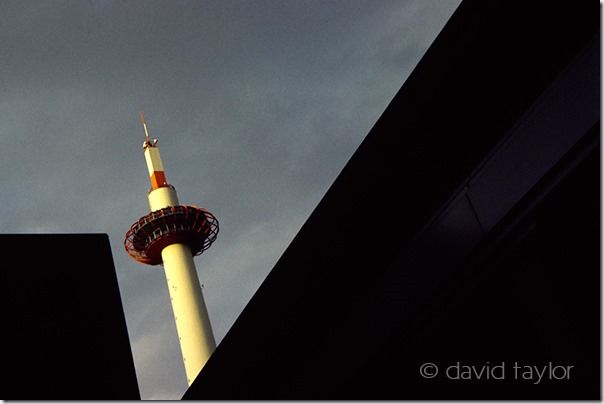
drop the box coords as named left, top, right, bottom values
left=184, top=0, right=599, bottom=400
left=3, top=234, right=140, bottom=399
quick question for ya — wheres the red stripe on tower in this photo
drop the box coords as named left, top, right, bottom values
left=150, top=171, right=168, bottom=189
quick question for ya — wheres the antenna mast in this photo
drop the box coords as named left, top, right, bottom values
left=140, top=111, right=151, bottom=141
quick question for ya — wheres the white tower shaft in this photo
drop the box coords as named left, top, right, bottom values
left=147, top=185, right=217, bottom=384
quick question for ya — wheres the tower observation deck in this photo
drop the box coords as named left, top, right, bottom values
left=124, top=113, right=219, bottom=385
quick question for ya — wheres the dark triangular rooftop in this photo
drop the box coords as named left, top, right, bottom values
left=184, top=0, right=599, bottom=399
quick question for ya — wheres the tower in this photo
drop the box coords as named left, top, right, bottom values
left=124, top=113, right=219, bottom=385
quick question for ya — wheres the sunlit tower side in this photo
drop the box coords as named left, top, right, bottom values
left=124, top=113, right=219, bottom=385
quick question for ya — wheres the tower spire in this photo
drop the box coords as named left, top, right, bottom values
left=139, top=113, right=167, bottom=190
left=140, top=111, right=151, bottom=142
left=140, top=111, right=157, bottom=149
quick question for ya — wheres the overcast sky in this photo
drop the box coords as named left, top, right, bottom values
left=1, top=0, right=460, bottom=399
